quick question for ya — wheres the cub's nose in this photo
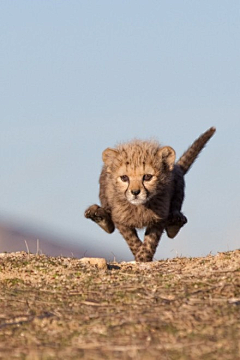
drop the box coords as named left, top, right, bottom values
left=131, top=189, right=141, bottom=196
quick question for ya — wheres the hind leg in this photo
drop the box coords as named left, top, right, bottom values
left=84, top=204, right=115, bottom=234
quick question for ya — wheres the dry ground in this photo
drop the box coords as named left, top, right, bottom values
left=0, top=250, right=239, bottom=359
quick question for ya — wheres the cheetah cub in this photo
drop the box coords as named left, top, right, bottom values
left=85, top=127, right=216, bottom=262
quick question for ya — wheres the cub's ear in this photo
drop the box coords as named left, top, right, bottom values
left=102, top=148, right=119, bottom=167
left=157, top=146, right=176, bottom=171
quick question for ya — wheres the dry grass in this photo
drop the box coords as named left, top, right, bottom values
left=0, top=250, right=239, bottom=359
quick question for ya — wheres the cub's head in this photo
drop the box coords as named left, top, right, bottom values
left=102, top=140, right=175, bottom=206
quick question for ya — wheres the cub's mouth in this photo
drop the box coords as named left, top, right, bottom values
left=129, top=198, right=147, bottom=206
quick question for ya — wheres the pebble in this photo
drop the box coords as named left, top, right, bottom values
left=79, top=257, right=108, bottom=270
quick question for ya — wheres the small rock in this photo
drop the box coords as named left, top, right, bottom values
left=79, top=257, right=108, bottom=270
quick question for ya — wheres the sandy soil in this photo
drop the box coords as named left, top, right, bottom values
left=0, top=250, right=239, bottom=359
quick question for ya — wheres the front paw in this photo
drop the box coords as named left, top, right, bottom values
left=85, top=204, right=105, bottom=223
left=85, top=204, right=115, bottom=233
left=165, top=211, right=187, bottom=239
left=167, top=211, right=187, bottom=227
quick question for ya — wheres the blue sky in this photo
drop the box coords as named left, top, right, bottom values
left=0, top=1, right=239, bottom=260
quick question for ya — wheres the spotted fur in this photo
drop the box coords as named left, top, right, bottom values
left=85, top=127, right=216, bottom=262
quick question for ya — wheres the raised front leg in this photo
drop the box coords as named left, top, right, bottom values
left=85, top=204, right=115, bottom=234
left=135, top=223, right=164, bottom=262
left=165, top=210, right=187, bottom=238
left=165, top=165, right=187, bottom=239
left=116, top=224, right=142, bottom=257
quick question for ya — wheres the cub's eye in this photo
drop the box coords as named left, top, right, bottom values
left=120, top=175, right=129, bottom=182
left=143, top=174, right=153, bottom=181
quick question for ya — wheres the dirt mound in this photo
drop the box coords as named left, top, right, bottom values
left=0, top=250, right=239, bottom=359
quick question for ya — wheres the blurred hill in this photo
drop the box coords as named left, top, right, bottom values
left=0, top=219, right=99, bottom=258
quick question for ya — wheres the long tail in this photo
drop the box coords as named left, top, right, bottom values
left=177, top=127, right=216, bottom=175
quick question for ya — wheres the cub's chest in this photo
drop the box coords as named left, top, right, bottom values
left=112, top=201, right=166, bottom=228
